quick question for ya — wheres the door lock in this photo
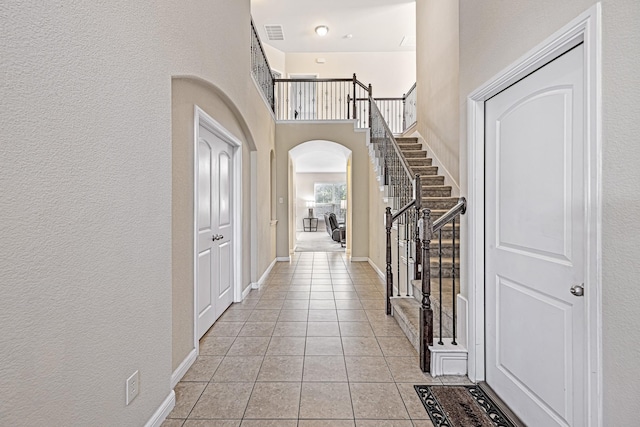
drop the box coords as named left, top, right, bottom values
left=570, top=284, right=584, bottom=297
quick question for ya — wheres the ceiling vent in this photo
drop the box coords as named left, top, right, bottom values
left=264, top=24, right=285, bottom=41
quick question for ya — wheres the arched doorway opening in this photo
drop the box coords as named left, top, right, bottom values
left=289, top=140, right=352, bottom=253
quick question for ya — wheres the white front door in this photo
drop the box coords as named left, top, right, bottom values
left=485, top=45, right=586, bottom=426
left=197, top=124, right=234, bottom=339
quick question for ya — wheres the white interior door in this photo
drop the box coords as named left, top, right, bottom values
left=197, top=124, right=234, bottom=339
left=485, top=45, right=586, bottom=426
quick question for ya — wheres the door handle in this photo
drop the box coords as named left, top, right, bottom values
left=570, top=284, right=584, bottom=297
left=212, top=234, right=224, bottom=241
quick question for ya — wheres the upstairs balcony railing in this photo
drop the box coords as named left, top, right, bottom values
left=251, top=19, right=417, bottom=134
left=367, top=83, right=417, bottom=134
left=250, top=19, right=275, bottom=111
left=274, top=74, right=372, bottom=127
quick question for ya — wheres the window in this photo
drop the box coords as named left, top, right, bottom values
left=314, top=182, right=346, bottom=218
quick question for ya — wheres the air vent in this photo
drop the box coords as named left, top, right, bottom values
left=264, top=24, right=285, bottom=41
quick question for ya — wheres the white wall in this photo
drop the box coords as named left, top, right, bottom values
left=0, top=0, right=276, bottom=425
left=415, top=0, right=460, bottom=184
left=458, top=1, right=640, bottom=424
left=263, top=44, right=286, bottom=77
left=275, top=122, right=370, bottom=258
left=295, top=172, right=347, bottom=231
left=280, top=51, right=416, bottom=98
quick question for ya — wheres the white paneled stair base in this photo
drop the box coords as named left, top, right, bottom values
left=430, top=294, right=468, bottom=376
left=429, top=341, right=468, bottom=377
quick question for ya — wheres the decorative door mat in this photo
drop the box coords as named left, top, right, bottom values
left=414, top=385, right=516, bottom=427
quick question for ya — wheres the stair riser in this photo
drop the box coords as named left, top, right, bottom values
left=432, top=228, right=461, bottom=240
left=398, top=145, right=422, bottom=151
left=418, top=176, right=445, bottom=186
left=428, top=246, right=460, bottom=259
left=403, top=151, right=428, bottom=158
left=407, top=157, right=433, bottom=165
left=410, top=167, right=437, bottom=175
left=395, top=138, right=419, bottom=144
left=427, top=265, right=460, bottom=279
left=421, top=188, right=452, bottom=197
left=422, top=198, right=459, bottom=210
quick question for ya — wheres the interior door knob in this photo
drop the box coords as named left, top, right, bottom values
left=212, top=234, right=224, bottom=241
left=570, top=284, right=584, bottom=297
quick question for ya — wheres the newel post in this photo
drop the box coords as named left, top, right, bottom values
left=368, top=83, right=373, bottom=129
left=352, top=73, right=358, bottom=120
left=414, top=174, right=422, bottom=280
left=402, top=93, right=407, bottom=131
left=385, top=207, right=393, bottom=315
left=420, top=208, right=434, bottom=372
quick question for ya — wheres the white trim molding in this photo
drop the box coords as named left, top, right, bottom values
left=465, top=4, right=602, bottom=426
left=367, top=258, right=385, bottom=280
left=171, top=348, right=197, bottom=389
left=242, top=285, right=252, bottom=299
left=144, top=390, right=175, bottom=427
left=409, top=131, right=460, bottom=196
left=251, top=257, right=278, bottom=290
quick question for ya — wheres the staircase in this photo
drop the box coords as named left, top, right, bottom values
left=388, top=137, right=465, bottom=375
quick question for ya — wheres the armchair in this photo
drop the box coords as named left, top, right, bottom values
left=323, top=212, right=345, bottom=243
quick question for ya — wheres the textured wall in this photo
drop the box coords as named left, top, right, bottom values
left=0, top=0, right=277, bottom=424
left=368, top=164, right=388, bottom=275
left=284, top=52, right=416, bottom=98
left=415, top=0, right=460, bottom=185
left=459, top=0, right=640, bottom=424
left=275, top=123, right=370, bottom=258
left=0, top=1, right=172, bottom=425
left=170, top=77, right=275, bottom=372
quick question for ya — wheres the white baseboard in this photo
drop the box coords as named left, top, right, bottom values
left=252, top=257, right=277, bottom=290
left=171, top=348, right=197, bottom=389
left=409, top=131, right=460, bottom=196
left=242, top=285, right=252, bottom=299
left=367, top=258, right=385, bottom=280
left=276, top=256, right=291, bottom=262
left=144, top=390, right=176, bottom=427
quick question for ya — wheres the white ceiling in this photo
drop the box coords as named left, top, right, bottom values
left=290, top=140, right=351, bottom=173
left=251, top=0, right=416, bottom=53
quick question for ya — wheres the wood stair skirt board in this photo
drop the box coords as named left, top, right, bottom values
left=390, top=294, right=468, bottom=377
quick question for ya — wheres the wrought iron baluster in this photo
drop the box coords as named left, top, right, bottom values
left=438, top=229, right=443, bottom=345
left=452, top=217, right=457, bottom=345
left=406, top=209, right=410, bottom=297
left=385, top=207, right=393, bottom=315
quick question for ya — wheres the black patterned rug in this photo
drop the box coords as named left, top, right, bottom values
left=414, top=385, right=515, bottom=427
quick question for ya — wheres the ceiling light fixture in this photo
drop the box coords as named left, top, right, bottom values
left=315, top=25, right=329, bottom=37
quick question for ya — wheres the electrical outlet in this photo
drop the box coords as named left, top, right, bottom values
left=126, top=370, right=139, bottom=405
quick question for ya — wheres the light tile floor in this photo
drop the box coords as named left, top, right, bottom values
left=164, top=252, right=471, bottom=427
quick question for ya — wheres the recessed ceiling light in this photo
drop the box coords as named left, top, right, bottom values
left=315, top=25, right=329, bottom=37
